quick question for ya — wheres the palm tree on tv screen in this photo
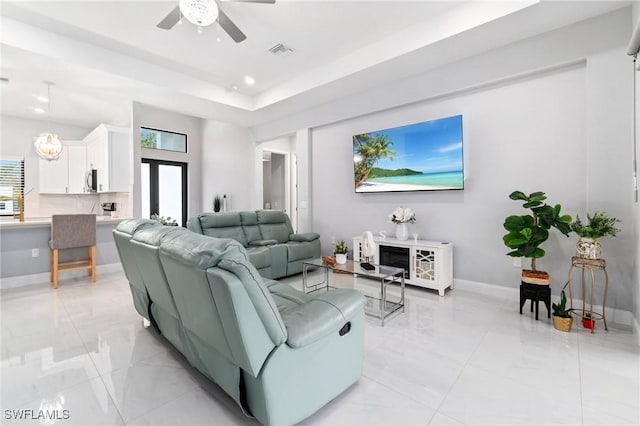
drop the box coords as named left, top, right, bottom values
left=353, top=133, right=396, bottom=189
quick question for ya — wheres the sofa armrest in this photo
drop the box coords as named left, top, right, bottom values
left=280, top=289, right=365, bottom=348
left=289, top=232, right=320, bottom=242
left=249, top=239, right=278, bottom=246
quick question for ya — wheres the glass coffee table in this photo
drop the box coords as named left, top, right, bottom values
left=302, top=258, right=405, bottom=326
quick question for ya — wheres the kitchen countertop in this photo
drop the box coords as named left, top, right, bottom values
left=0, top=216, right=130, bottom=229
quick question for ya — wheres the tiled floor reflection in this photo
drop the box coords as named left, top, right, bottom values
left=1, top=270, right=638, bottom=425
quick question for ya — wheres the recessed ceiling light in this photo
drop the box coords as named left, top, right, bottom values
left=34, top=95, right=49, bottom=103
left=33, top=107, right=45, bottom=114
left=231, top=85, right=238, bottom=91
left=244, top=75, right=255, bottom=86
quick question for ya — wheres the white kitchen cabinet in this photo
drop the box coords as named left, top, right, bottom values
left=39, top=149, right=69, bottom=194
left=67, top=145, right=87, bottom=194
left=352, top=235, right=453, bottom=296
left=83, top=124, right=131, bottom=193
left=39, top=142, right=87, bottom=194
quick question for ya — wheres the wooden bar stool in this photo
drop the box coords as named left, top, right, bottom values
left=50, top=214, right=97, bottom=288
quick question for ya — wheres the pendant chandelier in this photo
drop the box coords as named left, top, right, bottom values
left=34, top=81, right=63, bottom=161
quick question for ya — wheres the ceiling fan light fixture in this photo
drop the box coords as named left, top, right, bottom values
left=179, top=0, right=219, bottom=27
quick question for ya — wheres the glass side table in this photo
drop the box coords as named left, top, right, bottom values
left=566, top=256, right=609, bottom=333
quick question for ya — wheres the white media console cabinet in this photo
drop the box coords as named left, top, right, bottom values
left=352, top=235, right=453, bottom=296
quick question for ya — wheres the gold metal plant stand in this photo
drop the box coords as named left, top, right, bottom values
left=566, top=256, right=609, bottom=334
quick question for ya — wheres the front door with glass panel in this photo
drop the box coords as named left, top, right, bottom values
left=141, top=159, right=187, bottom=227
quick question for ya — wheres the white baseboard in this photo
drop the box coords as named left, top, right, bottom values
left=454, top=278, right=636, bottom=329
left=0, top=263, right=123, bottom=290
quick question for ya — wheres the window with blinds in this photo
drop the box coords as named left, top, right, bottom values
left=0, top=158, right=25, bottom=216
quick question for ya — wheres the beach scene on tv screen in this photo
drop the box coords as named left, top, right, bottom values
left=353, top=115, right=464, bottom=192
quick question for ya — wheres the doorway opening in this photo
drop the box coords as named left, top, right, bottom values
left=141, top=158, right=188, bottom=227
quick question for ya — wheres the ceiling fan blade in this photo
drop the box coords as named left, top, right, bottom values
left=157, top=5, right=181, bottom=30
left=218, top=9, right=247, bottom=43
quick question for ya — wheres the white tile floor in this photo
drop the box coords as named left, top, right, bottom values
left=1, top=270, right=638, bottom=426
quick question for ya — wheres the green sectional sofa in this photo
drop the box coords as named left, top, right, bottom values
left=187, top=210, right=320, bottom=279
left=113, top=219, right=365, bottom=426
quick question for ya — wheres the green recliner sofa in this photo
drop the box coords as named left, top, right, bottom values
left=187, top=210, right=320, bottom=279
left=113, top=219, right=365, bottom=426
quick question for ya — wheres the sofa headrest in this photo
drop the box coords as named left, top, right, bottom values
left=198, top=212, right=241, bottom=228
left=115, top=218, right=161, bottom=236
left=256, top=210, right=288, bottom=224
left=239, top=211, right=258, bottom=225
left=132, top=225, right=187, bottom=247
left=160, top=231, right=248, bottom=270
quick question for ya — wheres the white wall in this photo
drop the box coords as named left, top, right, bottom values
left=0, top=115, right=98, bottom=217
left=131, top=102, right=202, bottom=222
left=312, top=66, right=587, bottom=290
left=201, top=119, right=254, bottom=212
left=251, top=8, right=636, bottom=313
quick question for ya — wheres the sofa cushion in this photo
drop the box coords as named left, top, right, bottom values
left=246, top=246, right=271, bottom=270
left=289, top=232, right=320, bottom=242
left=199, top=213, right=248, bottom=247
left=240, top=212, right=263, bottom=243
left=281, top=289, right=365, bottom=348
left=218, top=257, right=287, bottom=346
left=257, top=210, right=293, bottom=244
left=286, top=242, right=313, bottom=262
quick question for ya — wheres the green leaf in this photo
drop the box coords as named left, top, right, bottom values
left=529, top=191, right=546, bottom=200
left=532, top=247, right=545, bottom=258
left=509, top=191, right=528, bottom=201
left=520, top=228, right=532, bottom=239
left=523, top=201, right=543, bottom=208
left=503, top=215, right=525, bottom=232
left=559, top=214, right=572, bottom=223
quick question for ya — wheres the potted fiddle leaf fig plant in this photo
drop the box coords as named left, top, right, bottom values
left=213, top=195, right=221, bottom=212
left=503, top=191, right=572, bottom=284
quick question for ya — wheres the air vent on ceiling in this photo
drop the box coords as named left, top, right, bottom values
left=0, top=77, right=9, bottom=83
left=268, top=43, right=293, bottom=56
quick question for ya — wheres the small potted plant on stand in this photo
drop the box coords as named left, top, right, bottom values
left=213, top=195, right=221, bottom=212
left=552, top=283, right=574, bottom=332
left=570, top=211, right=621, bottom=259
left=333, top=240, right=348, bottom=265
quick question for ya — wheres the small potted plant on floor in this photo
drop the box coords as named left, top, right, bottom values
left=503, top=190, right=573, bottom=284
left=552, top=283, right=574, bottom=332
left=581, top=312, right=596, bottom=330
left=333, top=240, right=348, bottom=265
left=570, top=211, right=621, bottom=259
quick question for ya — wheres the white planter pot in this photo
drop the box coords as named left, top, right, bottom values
left=335, top=253, right=347, bottom=264
left=576, top=237, right=602, bottom=259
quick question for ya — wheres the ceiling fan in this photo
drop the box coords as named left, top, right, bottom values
left=157, top=0, right=275, bottom=43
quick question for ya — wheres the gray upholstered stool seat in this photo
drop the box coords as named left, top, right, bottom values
left=50, top=214, right=97, bottom=288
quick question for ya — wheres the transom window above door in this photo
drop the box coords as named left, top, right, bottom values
left=141, top=128, right=187, bottom=153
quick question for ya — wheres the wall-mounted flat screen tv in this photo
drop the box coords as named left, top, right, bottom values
left=353, top=115, right=464, bottom=193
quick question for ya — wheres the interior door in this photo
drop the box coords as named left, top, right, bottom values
left=141, top=158, right=187, bottom=227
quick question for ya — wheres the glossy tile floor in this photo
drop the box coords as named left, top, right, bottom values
left=1, top=270, right=638, bottom=426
